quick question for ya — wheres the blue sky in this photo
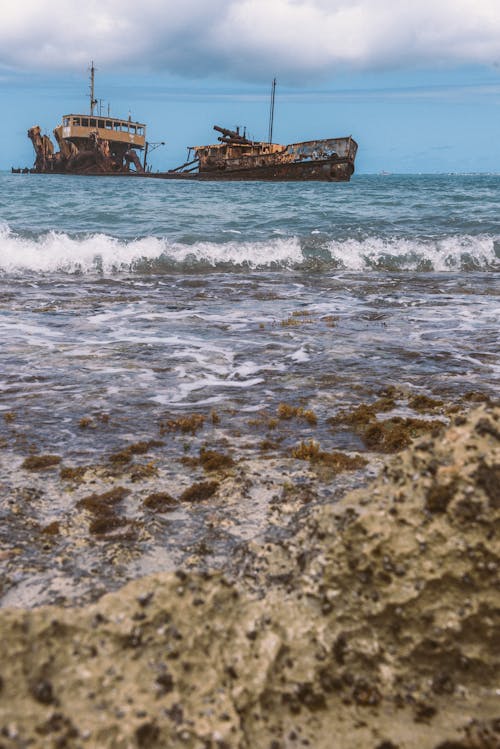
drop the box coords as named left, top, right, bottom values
left=1, top=1, right=499, bottom=173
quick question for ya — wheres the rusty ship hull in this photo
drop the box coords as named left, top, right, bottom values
left=16, top=157, right=355, bottom=181
left=169, top=128, right=357, bottom=182
left=18, top=134, right=357, bottom=182
left=155, top=156, right=355, bottom=181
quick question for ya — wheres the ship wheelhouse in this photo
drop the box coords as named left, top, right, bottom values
left=60, top=114, right=146, bottom=151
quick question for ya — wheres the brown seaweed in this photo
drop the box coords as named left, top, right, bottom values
left=22, top=455, right=62, bottom=470
left=180, top=481, right=219, bottom=502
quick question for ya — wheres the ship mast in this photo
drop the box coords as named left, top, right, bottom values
left=268, top=77, right=276, bottom=144
left=89, top=61, right=97, bottom=115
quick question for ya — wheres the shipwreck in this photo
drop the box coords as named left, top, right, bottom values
left=171, top=124, right=357, bottom=182
left=16, top=69, right=358, bottom=182
left=21, top=63, right=147, bottom=175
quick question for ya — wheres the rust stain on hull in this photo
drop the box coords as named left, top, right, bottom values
left=149, top=158, right=354, bottom=182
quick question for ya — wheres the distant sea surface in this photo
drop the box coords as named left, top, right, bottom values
left=0, top=173, right=499, bottom=445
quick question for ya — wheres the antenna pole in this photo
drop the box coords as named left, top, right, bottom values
left=89, top=61, right=97, bottom=115
left=268, top=77, right=276, bottom=144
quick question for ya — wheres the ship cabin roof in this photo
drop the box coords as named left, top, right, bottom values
left=60, top=114, right=146, bottom=150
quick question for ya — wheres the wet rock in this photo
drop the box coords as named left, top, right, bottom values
left=0, top=405, right=498, bottom=748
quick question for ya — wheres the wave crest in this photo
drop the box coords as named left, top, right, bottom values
left=0, top=225, right=498, bottom=274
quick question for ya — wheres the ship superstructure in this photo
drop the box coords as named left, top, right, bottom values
left=19, top=70, right=357, bottom=181
left=27, top=63, right=146, bottom=174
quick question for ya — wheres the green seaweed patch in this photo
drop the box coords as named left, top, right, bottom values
left=180, top=481, right=219, bottom=502
left=371, top=396, right=397, bottom=412
left=181, top=448, right=234, bottom=472
left=22, top=455, right=62, bottom=471
left=128, top=440, right=163, bottom=455
left=109, top=440, right=163, bottom=465
left=328, top=403, right=377, bottom=426
left=247, top=411, right=272, bottom=429
left=79, top=413, right=111, bottom=429
left=77, top=487, right=129, bottom=512
left=259, top=439, right=281, bottom=451
left=109, top=449, right=133, bottom=465
left=199, top=448, right=234, bottom=472
left=144, top=492, right=177, bottom=511
left=277, top=403, right=318, bottom=425
left=3, top=411, right=16, bottom=423
left=408, top=394, right=444, bottom=413
left=292, top=440, right=367, bottom=471
left=128, top=462, right=159, bottom=481
left=329, top=395, right=398, bottom=425
left=321, top=315, right=338, bottom=327
left=89, top=516, right=128, bottom=535
left=363, top=417, right=443, bottom=453
left=60, top=466, right=89, bottom=482
left=179, top=455, right=199, bottom=467
left=160, top=414, right=205, bottom=435
left=329, top=399, right=445, bottom=453
left=280, top=315, right=315, bottom=327
left=462, top=391, right=492, bottom=404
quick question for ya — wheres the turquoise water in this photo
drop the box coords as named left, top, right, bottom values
left=0, top=173, right=498, bottom=605
left=0, top=172, right=498, bottom=445
left=1, top=173, right=499, bottom=271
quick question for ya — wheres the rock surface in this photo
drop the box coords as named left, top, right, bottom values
left=0, top=406, right=499, bottom=748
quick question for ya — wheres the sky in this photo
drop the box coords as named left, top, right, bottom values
left=0, top=0, right=499, bottom=173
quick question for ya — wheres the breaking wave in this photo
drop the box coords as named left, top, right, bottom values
left=0, top=225, right=498, bottom=275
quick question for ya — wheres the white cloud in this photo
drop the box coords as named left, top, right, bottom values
left=0, top=0, right=499, bottom=80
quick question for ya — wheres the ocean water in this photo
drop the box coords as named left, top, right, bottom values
left=0, top=172, right=499, bottom=606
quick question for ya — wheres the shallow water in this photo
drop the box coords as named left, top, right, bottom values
left=0, top=173, right=499, bottom=606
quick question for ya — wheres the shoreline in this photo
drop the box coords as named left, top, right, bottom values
left=0, top=387, right=487, bottom=609
left=0, top=402, right=498, bottom=747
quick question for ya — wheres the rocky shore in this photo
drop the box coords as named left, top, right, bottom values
left=0, top=404, right=498, bottom=748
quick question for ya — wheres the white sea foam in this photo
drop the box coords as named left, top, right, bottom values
left=290, top=347, right=311, bottom=363
left=0, top=225, right=303, bottom=273
left=0, top=224, right=497, bottom=274
left=326, top=234, right=499, bottom=271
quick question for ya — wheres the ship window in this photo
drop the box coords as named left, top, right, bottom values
left=63, top=117, right=70, bottom=126
left=90, top=119, right=96, bottom=127
left=81, top=118, right=89, bottom=127
left=98, top=120, right=104, bottom=128
left=105, top=120, right=112, bottom=129
left=137, top=127, right=143, bottom=135
left=73, top=117, right=81, bottom=126
left=130, top=125, right=136, bottom=134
